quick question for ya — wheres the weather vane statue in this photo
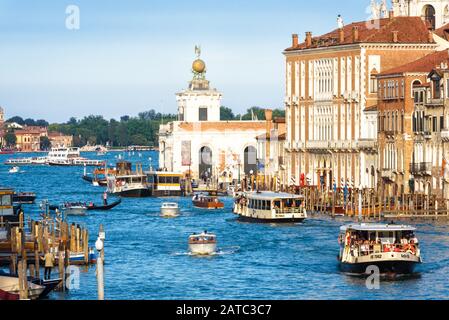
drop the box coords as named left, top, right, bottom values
left=195, top=45, right=201, bottom=59
left=192, top=45, right=206, bottom=80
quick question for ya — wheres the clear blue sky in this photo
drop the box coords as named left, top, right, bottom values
left=0, top=0, right=372, bottom=123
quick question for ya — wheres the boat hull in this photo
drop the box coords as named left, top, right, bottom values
left=236, top=214, right=306, bottom=223
left=189, top=243, right=217, bottom=255
left=339, top=260, right=419, bottom=275
left=160, top=207, right=180, bottom=217
left=113, top=188, right=152, bottom=198
left=193, top=201, right=224, bottom=210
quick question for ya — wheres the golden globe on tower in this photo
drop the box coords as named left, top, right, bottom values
left=192, top=59, right=206, bottom=74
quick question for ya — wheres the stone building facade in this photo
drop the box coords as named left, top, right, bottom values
left=283, top=14, right=442, bottom=191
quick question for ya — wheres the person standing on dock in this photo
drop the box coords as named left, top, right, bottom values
left=41, top=250, right=55, bottom=280
left=103, top=192, right=108, bottom=206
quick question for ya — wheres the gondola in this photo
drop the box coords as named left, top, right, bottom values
left=86, top=198, right=122, bottom=211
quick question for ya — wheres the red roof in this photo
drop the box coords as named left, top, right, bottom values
left=379, top=49, right=449, bottom=75
left=435, top=23, right=449, bottom=41
left=286, top=16, right=433, bottom=51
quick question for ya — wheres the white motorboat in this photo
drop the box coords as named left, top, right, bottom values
left=9, top=166, right=19, bottom=174
left=62, top=203, right=87, bottom=216
left=188, top=231, right=217, bottom=255
left=0, top=275, right=45, bottom=300
left=338, top=223, right=422, bottom=275
left=160, top=202, right=180, bottom=217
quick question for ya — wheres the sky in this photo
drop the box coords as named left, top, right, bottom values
left=0, top=0, right=373, bottom=123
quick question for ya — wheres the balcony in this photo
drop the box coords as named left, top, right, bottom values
left=409, top=162, right=432, bottom=176
left=441, top=129, right=449, bottom=142
left=357, top=139, right=378, bottom=151
left=381, top=169, right=394, bottom=180
left=426, top=98, right=443, bottom=106
left=423, top=131, right=432, bottom=139
left=307, top=140, right=329, bottom=151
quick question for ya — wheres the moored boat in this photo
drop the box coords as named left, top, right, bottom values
left=188, top=231, right=217, bottom=255
left=13, top=192, right=36, bottom=204
left=0, top=275, right=45, bottom=300
left=233, top=192, right=307, bottom=223
left=192, top=194, right=224, bottom=209
left=160, top=202, right=180, bottom=217
left=338, top=223, right=422, bottom=275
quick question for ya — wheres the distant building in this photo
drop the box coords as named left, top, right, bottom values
left=0, top=107, right=4, bottom=148
left=159, top=47, right=267, bottom=184
left=15, top=126, right=48, bottom=152
left=48, top=132, right=73, bottom=148
left=256, top=113, right=287, bottom=190
left=0, top=106, right=4, bottom=126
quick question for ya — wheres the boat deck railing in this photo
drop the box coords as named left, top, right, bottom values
left=275, top=207, right=304, bottom=214
left=349, top=243, right=418, bottom=257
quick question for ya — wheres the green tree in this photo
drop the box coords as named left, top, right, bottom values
left=220, top=106, right=235, bottom=120
left=40, top=136, right=52, bottom=151
left=4, top=132, right=16, bottom=148
left=130, top=134, right=149, bottom=146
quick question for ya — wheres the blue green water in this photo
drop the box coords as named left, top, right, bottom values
left=1, top=151, right=449, bottom=300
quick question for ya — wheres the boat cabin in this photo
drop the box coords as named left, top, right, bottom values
left=146, top=171, right=182, bottom=196
left=339, top=224, right=419, bottom=257
left=233, top=192, right=307, bottom=222
left=0, top=188, right=16, bottom=223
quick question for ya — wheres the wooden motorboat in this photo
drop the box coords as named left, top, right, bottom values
left=160, top=202, right=180, bottom=217
left=192, top=194, right=224, bottom=209
left=86, top=198, right=122, bottom=211
left=188, top=231, right=217, bottom=255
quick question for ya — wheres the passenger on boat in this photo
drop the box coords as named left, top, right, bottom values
left=103, top=192, right=108, bottom=205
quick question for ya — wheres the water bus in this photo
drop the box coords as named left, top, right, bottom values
left=188, top=231, right=217, bottom=255
left=338, top=223, right=422, bottom=275
left=234, top=192, right=307, bottom=223
left=146, top=171, right=183, bottom=197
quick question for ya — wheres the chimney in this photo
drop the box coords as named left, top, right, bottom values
left=389, top=10, right=394, bottom=19
left=305, top=32, right=312, bottom=48
left=428, top=32, right=434, bottom=43
left=392, top=31, right=398, bottom=43
left=352, top=26, right=359, bottom=43
left=292, top=34, right=298, bottom=47
left=339, top=28, right=345, bottom=43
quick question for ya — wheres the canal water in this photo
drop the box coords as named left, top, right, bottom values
left=1, top=151, right=449, bottom=300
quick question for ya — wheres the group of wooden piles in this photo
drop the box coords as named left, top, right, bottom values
left=1, top=212, right=95, bottom=298
left=301, top=186, right=449, bottom=219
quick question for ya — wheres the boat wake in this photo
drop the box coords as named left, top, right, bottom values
left=172, top=246, right=240, bottom=257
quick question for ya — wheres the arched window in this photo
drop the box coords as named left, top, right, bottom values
left=244, top=146, right=257, bottom=175
left=423, top=5, right=436, bottom=30
left=199, top=146, right=212, bottom=181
